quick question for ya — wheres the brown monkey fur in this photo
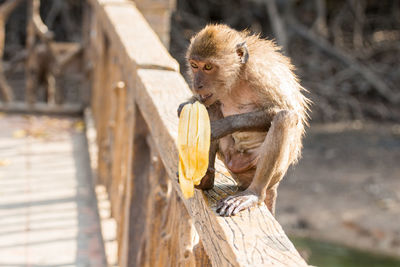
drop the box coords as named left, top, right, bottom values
left=178, top=24, right=310, bottom=216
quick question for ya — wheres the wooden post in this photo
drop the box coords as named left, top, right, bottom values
left=119, top=108, right=150, bottom=267
left=25, top=0, right=38, bottom=104
left=136, top=135, right=212, bottom=267
left=0, top=0, right=23, bottom=102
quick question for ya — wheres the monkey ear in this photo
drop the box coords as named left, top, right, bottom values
left=236, top=41, right=249, bottom=64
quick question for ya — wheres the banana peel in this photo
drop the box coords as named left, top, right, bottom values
left=177, top=101, right=211, bottom=199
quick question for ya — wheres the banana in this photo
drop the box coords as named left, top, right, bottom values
left=177, top=101, right=211, bottom=198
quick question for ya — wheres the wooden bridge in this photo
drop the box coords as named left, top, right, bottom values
left=0, top=0, right=308, bottom=266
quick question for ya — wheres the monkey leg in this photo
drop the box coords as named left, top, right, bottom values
left=194, top=103, right=224, bottom=190
left=264, top=183, right=279, bottom=216
left=216, top=110, right=299, bottom=216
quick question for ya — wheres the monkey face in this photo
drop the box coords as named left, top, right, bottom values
left=186, top=24, right=251, bottom=106
left=188, top=59, right=220, bottom=106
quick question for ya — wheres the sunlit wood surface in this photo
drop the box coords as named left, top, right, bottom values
left=0, top=114, right=106, bottom=267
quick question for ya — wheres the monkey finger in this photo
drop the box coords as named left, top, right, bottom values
left=177, top=101, right=191, bottom=117
left=217, top=199, right=234, bottom=215
left=217, top=202, right=230, bottom=216
left=177, top=104, right=184, bottom=117
left=232, top=198, right=256, bottom=216
left=226, top=199, right=243, bottom=216
left=216, top=195, right=233, bottom=210
left=226, top=197, right=251, bottom=216
left=216, top=200, right=226, bottom=212
left=218, top=197, right=241, bottom=216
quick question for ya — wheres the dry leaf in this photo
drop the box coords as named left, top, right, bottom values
left=0, top=159, right=11, bottom=167
left=13, top=129, right=26, bottom=138
left=74, top=120, right=85, bottom=132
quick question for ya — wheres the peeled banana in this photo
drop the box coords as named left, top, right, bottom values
left=178, top=101, right=211, bottom=199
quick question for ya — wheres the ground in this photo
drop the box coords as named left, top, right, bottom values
left=0, top=114, right=106, bottom=267
left=277, top=122, right=400, bottom=258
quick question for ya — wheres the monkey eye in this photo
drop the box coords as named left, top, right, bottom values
left=190, top=62, right=198, bottom=69
left=204, top=64, right=213, bottom=71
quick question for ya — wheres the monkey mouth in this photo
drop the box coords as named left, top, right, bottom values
left=199, top=93, right=213, bottom=103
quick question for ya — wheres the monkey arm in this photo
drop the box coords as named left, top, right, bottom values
left=211, top=109, right=276, bottom=140
left=195, top=139, right=218, bottom=190
left=195, top=103, right=223, bottom=190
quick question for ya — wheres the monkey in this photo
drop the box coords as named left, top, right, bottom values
left=177, top=24, right=310, bottom=217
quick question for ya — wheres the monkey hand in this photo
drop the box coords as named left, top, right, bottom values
left=216, top=189, right=262, bottom=216
left=177, top=98, right=198, bottom=117
left=195, top=168, right=215, bottom=190
left=177, top=101, right=189, bottom=117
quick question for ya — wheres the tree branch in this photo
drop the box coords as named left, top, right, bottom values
left=287, top=17, right=400, bottom=104
left=265, top=0, right=288, bottom=52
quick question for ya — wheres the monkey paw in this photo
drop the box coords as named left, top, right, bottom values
left=216, top=190, right=261, bottom=216
left=177, top=101, right=194, bottom=117
left=195, top=168, right=215, bottom=190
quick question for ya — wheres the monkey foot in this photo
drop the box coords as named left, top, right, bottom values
left=216, top=190, right=261, bottom=216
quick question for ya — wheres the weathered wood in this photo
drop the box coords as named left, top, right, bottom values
left=87, top=0, right=179, bottom=72
left=134, top=0, right=176, bottom=47
left=96, top=42, right=115, bottom=190
left=0, top=101, right=83, bottom=115
left=128, top=135, right=212, bottom=267
left=24, top=0, right=83, bottom=106
left=109, top=80, right=132, bottom=254
left=25, top=0, right=36, bottom=104
left=0, top=0, right=23, bottom=102
left=25, top=0, right=57, bottom=104
left=121, top=108, right=151, bottom=267
left=86, top=0, right=308, bottom=266
left=54, top=42, right=83, bottom=72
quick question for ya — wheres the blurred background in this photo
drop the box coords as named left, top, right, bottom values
left=0, top=0, right=399, bottom=266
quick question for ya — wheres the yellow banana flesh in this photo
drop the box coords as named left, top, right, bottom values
left=177, top=101, right=211, bottom=199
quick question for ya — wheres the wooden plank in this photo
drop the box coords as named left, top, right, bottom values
left=120, top=108, right=150, bottom=267
left=140, top=136, right=212, bottom=267
left=0, top=101, right=82, bottom=115
left=87, top=0, right=179, bottom=72
left=0, top=0, right=24, bottom=102
left=135, top=69, right=308, bottom=267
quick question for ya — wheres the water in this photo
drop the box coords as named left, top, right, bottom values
left=291, top=237, right=400, bottom=267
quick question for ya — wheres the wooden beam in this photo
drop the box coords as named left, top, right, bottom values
left=0, top=101, right=83, bottom=116
left=0, top=0, right=23, bottom=102
left=87, top=0, right=179, bottom=73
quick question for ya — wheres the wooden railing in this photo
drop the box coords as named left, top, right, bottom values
left=85, top=0, right=309, bottom=266
left=0, top=0, right=83, bottom=115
